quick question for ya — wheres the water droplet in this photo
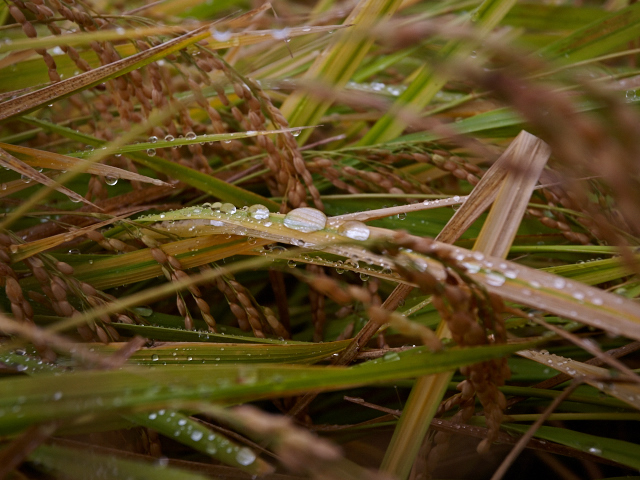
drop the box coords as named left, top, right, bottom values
left=335, top=260, right=345, bottom=274
left=287, top=260, right=297, bottom=268
left=485, top=272, right=505, bottom=287
left=211, top=29, right=232, bottom=42
left=165, top=134, right=175, bottom=142
left=190, top=430, right=203, bottom=441
left=147, top=148, right=156, bottom=157
left=292, top=129, right=302, bottom=137
left=272, top=28, right=290, bottom=40
left=52, top=391, right=63, bottom=401
left=248, top=204, right=270, bottom=220
left=186, top=131, right=197, bottom=140
left=235, top=447, right=256, bottom=466
left=397, top=212, right=406, bottom=220
left=149, top=412, right=158, bottom=420
left=359, top=272, right=369, bottom=281
left=149, top=136, right=158, bottom=144
left=587, top=445, right=602, bottom=455
left=283, top=207, right=327, bottom=233
left=105, top=175, right=118, bottom=186
left=220, top=203, right=236, bottom=214
left=151, top=354, right=159, bottom=362
left=338, top=221, right=370, bottom=241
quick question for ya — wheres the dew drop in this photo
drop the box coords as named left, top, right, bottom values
left=147, top=148, right=156, bottom=157
left=283, top=207, right=326, bottom=233
left=186, top=132, right=197, bottom=140
left=220, top=203, right=236, bottom=214
left=190, top=430, right=203, bottom=442
left=272, top=28, right=290, bottom=40
left=235, top=447, right=256, bottom=466
left=105, top=175, right=118, bottom=186
left=151, top=354, right=159, bottom=362
left=165, top=134, right=175, bottom=142
left=149, top=136, right=158, bottom=144
left=587, top=445, right=602, bottom=455
left=338, top=221, right=370, bottom=241
left=248, top=204, right=270, bottom=220
left=287, top=260, right=297, bottom=268
left=211, top=30, right=232, bottom=42
left=485, top=272, right=505, bottom=287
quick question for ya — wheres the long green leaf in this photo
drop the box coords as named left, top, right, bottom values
left=29, top=444, right=210, bottom=480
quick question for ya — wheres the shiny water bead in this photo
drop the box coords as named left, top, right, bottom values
left=220, top=203, right=236, bottom=214
left=337, top=221, right=370, bottom=241
left=283, top=207, right=327, bottom=233
left=185, top=132, right=197, bottom=140
left=249, top=204, right=270, bottom=220
left=211, top=202, right=222, bottom=211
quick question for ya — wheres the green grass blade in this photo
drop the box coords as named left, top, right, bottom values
left=504, top=424, right=640, bottom=470
left=126, top=412, right=272, bottom=474
left=359, top=0, right=519, bottom=145
left=0, top=342, right=531, bottom=435
left=537, top=2, right=640, bottom=62
left=29, top=443, right=210, bottom=480
left=279, top=0, right=404, bottom=144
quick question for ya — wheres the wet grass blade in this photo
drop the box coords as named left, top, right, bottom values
left=279, top=0, right=404, bottom=144
left=29, top=443, right=210, bottom=480
left=359, top=0, right=519, bottom=144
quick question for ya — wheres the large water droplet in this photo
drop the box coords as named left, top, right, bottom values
left=235, top=447, right=256, bottom=466
left=248, top=204, right=270, bottom=220
left=186, top=132, right=197, bottom=140
left=338, top=221, right=370, bottom=241
left=105, top=175, right=118, bottom=186
left=221, top=203, right=236, bottom=214
left=283, top=207, right=326, bottom=233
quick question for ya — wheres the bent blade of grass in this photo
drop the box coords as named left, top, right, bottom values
left=360, top=0, right=519, bottom=145
left=0, top=147, right=98, bottom=208
left=16, top=114, right=280, bottom=213
left=29, top=443, right=211, bottom=480
left=537, top=1, right=640, bottom=62
left=0, top=25, right=212, bottom=122
left=381, top=131, right=551, bottom=478
left=279, top=0, right=404, bottom=144
left=503, top=424, right=640, bottom=470
left=125, top=412, right=273, bottom=475
left=98, top=339, right=352, bottom=364
left=518, top=350, right=640, bottom=411
left=9, top=213, right=144, bottom=263
left=0, top=342, right=532, bottom=434
left=0, top=142, right=170, bottom=187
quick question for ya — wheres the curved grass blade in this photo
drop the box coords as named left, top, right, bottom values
left=518, top=350, right=640, bottom=410
left=279, top=0, right=404, bottom=144
left=359, top=0, right=519, bottom=145
left=504, top=424, right=640, bottom=470
left=0, top=147, right=98, bottom=208
left=0, top=25, right=212, bottom=122
left=94, top=339, right=351, bottom=364
left=537, top=1, right=640, bottom=62
left=0, top=342, right=532, bottom=435
left=29, top=443, right=210, bottom=480
left=0, top=142, right=170, bottom=187
left=125, top=412, right=272, bottom=475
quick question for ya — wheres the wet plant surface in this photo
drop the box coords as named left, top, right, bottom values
left=2, top=0, right=640, bottom=478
